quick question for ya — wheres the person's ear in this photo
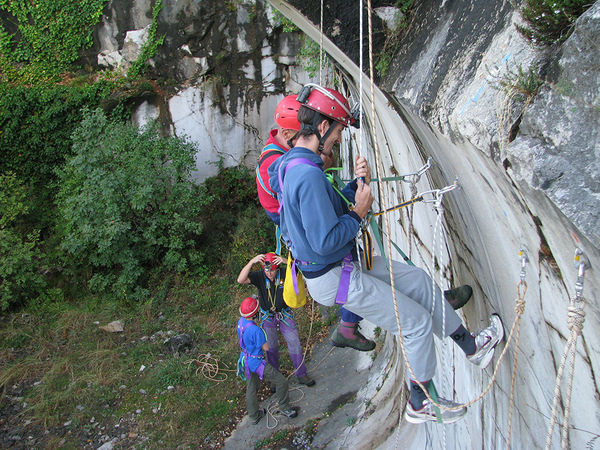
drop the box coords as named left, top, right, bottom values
left=281, top=128, right=295, bottom=141
left=318, top=119, right=330, bottom=136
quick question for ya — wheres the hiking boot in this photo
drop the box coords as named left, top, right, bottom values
left=278, top=406, right=298, bottom=418
left=297, top=375, right=315, bottom=386
left=467, top=314, right=505, bottom=369
left=252, top=408, right=266, bottom=425
left=331, top=323, right=376, bottom=352
left=444, top=285, right=473, bottom=310
left=405, top=397, right=467, bottom=424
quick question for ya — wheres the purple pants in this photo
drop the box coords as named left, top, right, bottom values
left=260, top=311, right=307, bottom=378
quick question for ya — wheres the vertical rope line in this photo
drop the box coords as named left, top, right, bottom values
left=561, top=346, right=577, bottom=448
left=359, top=0, right=363, bottom=160
left=506, top=284, right=526, bottom=450
left=319, top=0, right=324, bottom=85
left=544, top=296, right=586, bottom=450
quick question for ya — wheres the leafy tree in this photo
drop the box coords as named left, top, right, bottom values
left=0, top=172, right=46, bottom=311
left=57, top=109, right=204, bottom=301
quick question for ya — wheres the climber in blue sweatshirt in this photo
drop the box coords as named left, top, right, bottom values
left=268, top=83, right=504, bottom=424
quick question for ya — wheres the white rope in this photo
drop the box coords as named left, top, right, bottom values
left=319, top=0, right=324, bottom=85
left=544, top=301, right=586, bottom=449
left=359, top=0, right=364, bottom=160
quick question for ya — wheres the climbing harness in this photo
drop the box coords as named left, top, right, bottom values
left=544, top=248, right=590, bottom=450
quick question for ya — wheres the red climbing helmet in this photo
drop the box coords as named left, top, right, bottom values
left=274, top=95, right=301, bottom=131
left=263, top=252, right=279, bottom=271
left=239, top=296, right=259, bottom=318
left=296, top=83, right=357, bottom=128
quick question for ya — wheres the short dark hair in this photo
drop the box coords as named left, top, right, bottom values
left=297, top=105, right=333, bottom=138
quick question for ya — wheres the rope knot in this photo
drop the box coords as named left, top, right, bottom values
left=567, top=305, right=585, bottom=333
left=514, top=298, right=525, bottom=315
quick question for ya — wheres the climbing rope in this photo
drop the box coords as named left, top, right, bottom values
left=319, top=0, right=324, bottom=85
left=544, top=248, right=589, bottom=450
left=506, top=249, right=528, bottom=450
left=185, top=353, right=235, bottom=382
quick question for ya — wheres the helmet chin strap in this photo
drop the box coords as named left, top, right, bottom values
left=301, top=114, right=341, bottom=153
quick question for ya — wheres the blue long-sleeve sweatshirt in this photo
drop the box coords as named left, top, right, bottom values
left=268, top=147, right=361, bottom=274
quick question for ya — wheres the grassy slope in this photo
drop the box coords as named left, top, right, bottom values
left=0, top=271, right=327, bottom=448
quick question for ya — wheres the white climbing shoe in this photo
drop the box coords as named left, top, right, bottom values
left=405, top=397, right=467, bottom=424
left=467, top=314, right=505, bottom=369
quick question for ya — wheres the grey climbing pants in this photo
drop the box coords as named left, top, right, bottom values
left=246, top=363, right=291, bottom=421
left=304, top=256, right=462, bottom=381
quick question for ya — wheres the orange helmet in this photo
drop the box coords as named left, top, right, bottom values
left=263, top=252, right=279, bottom=271
left=274, top=95, right=301, bottom=131
left=239, top=297, right=259, bottom=318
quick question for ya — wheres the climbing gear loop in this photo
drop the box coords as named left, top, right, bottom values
left=402, top=157, right=433, bottom=186
left=419, top=180, right=459, bottom=211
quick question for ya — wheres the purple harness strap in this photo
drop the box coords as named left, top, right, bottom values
left=335, top=253, right=354, bottom=305
left=237, top=320, right=266, bottom=379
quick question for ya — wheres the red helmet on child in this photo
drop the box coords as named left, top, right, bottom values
left=274, top=95, right=301, bottom=131
left=263, top=252, right=279, bottom=271
left=240, top=297, right=259, bottom=318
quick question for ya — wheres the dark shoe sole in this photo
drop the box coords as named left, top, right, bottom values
left=444, top=285, right=473, bottom=310
left=331, top=339, right=376, bottom=352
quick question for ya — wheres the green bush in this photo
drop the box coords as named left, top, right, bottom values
left=0, top=172, right=47, bottom=311
left=197, top=164, right=262, bottom=272
left=517, top=0, right=592, bottom=46
left=0, top=82, right=118, bottom=213
left=57, top=109, right=204, bottom=302
left=226, top=206, right=274, bottom=275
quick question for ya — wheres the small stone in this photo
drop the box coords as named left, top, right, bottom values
left=63, top=420, right=72, bottom=427
left=77, top=405, right=84, bottom=411
left=139, top=389, right=147, bottom=395
left=167, top=385, right=174, bottom=391
left=136, top=409, right=142, bottom=414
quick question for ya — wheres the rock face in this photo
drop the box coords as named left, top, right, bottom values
left=95, top=0, right=308, bottom=181
left=506, top=6, right=600, bottom=247
left=93, top=1, right=599, bottom=449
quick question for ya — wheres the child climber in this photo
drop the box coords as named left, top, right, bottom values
left=237, top=296, right=299, bottom=424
